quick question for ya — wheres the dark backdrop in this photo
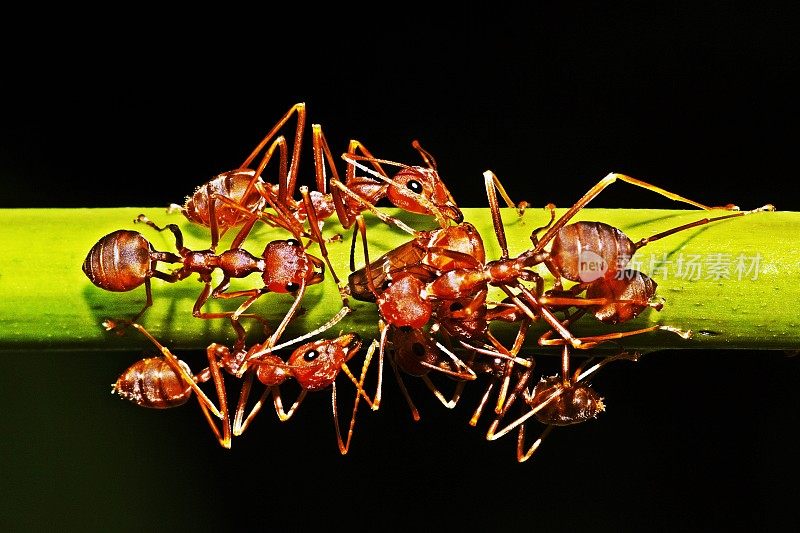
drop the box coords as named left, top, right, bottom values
left=2, top=5, right=798, bottom=532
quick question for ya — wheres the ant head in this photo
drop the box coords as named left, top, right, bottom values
left=376, top=273, right=432, bottom=329
left=529, top=375, right=605, bottom=426
left=284, top=334, right=363, bottom=391
left=386, top=167, right=463, bottom=224
left=261, top=239, right=324, bottom=293
left=433, top=290, right=489, bottom=341
left=389, top=325, right=440, bottom=377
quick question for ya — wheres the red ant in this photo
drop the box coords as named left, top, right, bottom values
left=174, top=103, right=306, bottom=241
left=217, top=308, right=375, bottom=454
left=424, top=170, right=774, bottom=350
left=347, top=215, right=533, bottom=421
left=430, top=289, right=536, bottom=425
left=484, top=345, right=641, bottom=462
left=111, top=322, right=232, bottom=449
left=112, top=308, right=371, bottom=453
left=83, top=185, right=338, bottom=352
left=177, top=102, right=465, bottom=252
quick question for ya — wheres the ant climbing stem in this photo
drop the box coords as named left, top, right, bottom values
left=476, top=170, right=774, bottom=348
left=174, top=103, right=306, bottom=242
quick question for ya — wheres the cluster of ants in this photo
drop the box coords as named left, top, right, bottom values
left=83, top=103, right=773, bottom=461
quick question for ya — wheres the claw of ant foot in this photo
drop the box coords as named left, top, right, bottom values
left=660, top=326, right=692, bottom=339
left=134, top=214, right=150, bottom=224
left=648, top=295, right=666, bottom=311
left=103, top=318, right=132, bottom=335
left=166, top=203, right=183, bottom=214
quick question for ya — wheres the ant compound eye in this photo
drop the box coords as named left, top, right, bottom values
left=303, top=349, right=319, bottom=362
left=449, top=302, right=464, bottom=312
left=412, top=342, right=426, bottom=358
left=406, top=180, right=423, bottom=194
left=286, top=239, right=301, bottom=247
left=285, top=282, right=300, bottom=292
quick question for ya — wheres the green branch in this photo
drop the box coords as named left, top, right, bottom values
left=1, top=207, right=796, bottom=353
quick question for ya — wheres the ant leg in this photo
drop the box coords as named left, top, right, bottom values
left=240, top=103, right=305, bottom=205
left=539, top=325, right=692, bottom=349
left=300, top=185, right=350, bottom=308
left=484, top=169, right=531, bottom=218
left=333, top=339, right=377, bottom=454
left=486, top=383, right=563, bottom=442
left=235, top=385, right=271, bottom=436
left=415, top=341, right=477, bottom=410
left=118, top=278, right=154, bottom=330
left=330, top=139, right=390, bottom=229
left=230, top=136, right=288, bottom=247
left=330, top=179, right=419, bottom=235
left=631, top=204, right=775, bottom=251
left=272, top=387, right=308, bottom=422
left=390, top=352, right=421, bottom=422
left=529, top=203, right=557, bottom=248
left=194, top=344, right=232, bottom=449
left=532, top=172, right=743, bottom=254
left=516, top=424, right=556, bottom=463
left=484, top=367, right=537, bottom=440
left=336, top=360, right=376, bottom=409
left=232, top=370, right=258, bottom=436
left=486, top=321, right=531, bottom=414
left=420, top=375, right=463, bottom=409
left=500, top=284, right=585, bottom=349
left=135, top=214, right=188, bottom=254
left=469, top=379, right=497, bottom=427
left=370, top=327, right=388, bottom=412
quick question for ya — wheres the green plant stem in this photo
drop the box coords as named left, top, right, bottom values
left=0, top=207, right=796, bottom=353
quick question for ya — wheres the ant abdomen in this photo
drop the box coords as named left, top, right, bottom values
left=83, top=230, right=153, bottom=292
left=112, top=357, right=194, bottom=409
left=182, top=169, right=266, bottom=229
left=585, top=269, right=659, bottom=324
left=549, top=221, right=635, bottom=282
left=528, top=376, right=605, bottom=426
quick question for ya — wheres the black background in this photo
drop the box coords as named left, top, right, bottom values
left=2, top=5, right=799, bottom=532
